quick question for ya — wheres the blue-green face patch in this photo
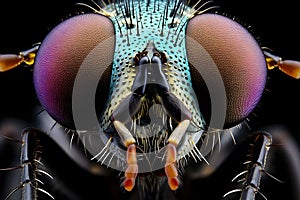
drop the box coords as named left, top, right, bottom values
left=98, top=0, right=206, bottom=159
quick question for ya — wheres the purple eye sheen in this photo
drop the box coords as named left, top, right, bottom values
left=33, top=14, right=114, bottom=129
left=186, top=13, right=267, bottom=127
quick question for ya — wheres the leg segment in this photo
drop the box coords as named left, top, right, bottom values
left=0, top=128, right=41, bottom=200
left=165, top=143, right=180, bottom=191
left=222, top=131, right=273, bottom=200
left=123, top=144, right=138, bottom=192
left=239, top=131, right=272, bottom=200
left=20, top=129, right=40, bottom=200
left=161, top=92, right=192, bottom=190
left=225, top=127, right=300, bottom=200
left=0, top=45, right=39, bottom=72
left=1, top=126, right=122, bottom=200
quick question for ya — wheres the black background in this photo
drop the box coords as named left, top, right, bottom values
left=0, top=0, right=300, bottom=199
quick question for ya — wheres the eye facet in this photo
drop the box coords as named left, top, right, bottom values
left=33, top=14, right=115, bottom=129
left=186, top=13, right=267, bottom=128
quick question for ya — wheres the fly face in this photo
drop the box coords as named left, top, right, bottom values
left=32, top=0, right=270, bottom=193
left=98, top=1, right=206, bottom=190
left=102, top=39, right=205, bottom=166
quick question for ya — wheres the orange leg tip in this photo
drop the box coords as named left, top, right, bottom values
left=164, top=164, right=178, bottom=178
left=168, top=177, right=180, bottom=191
left=279, top=60, right=300, bottom=79
left=123, top=178, right=135, bottom=192
left=0, top=54, right=24, bottom=72
left=125, top=164, right=138, bottom=178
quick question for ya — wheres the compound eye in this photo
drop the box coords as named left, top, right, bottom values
left=34, top=14, right=115, bottom=129
left=186, top=14, right=267, bottom=128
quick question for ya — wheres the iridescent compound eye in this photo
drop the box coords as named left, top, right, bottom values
left=186, top=13, right=267, bottom=128
left=33, top=14, right=115, bottom=129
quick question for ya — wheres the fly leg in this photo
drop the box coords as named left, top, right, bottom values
left=0, top=128, right=49, bottom=200
left=110, top=93, right=142, bottom=191
left=0, top=45, right=39, bottom=72
left=160, top=92, right=192, bottom=191
left=2, top=124, right=116, bottom=200
left=225, top=127, right=300, bottom=200
left=221, top=131, right=272, bottom=200
left=240, top=132, right=272, bottom=200
left=20, top=128, right=44, bottom=200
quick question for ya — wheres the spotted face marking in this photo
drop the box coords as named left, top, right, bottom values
left=96, top=1, right=207, bottom=190
left=96, top=0, right=206, bottom=170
